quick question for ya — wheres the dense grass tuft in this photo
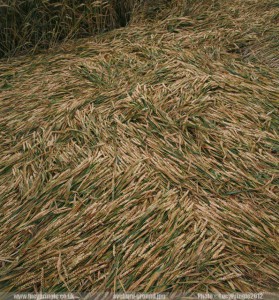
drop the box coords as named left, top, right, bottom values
left=0, top=0, right=143, bottom=58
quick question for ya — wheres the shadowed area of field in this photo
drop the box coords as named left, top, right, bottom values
left=0, top=0, right=278, bottom=293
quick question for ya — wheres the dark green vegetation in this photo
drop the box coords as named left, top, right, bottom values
left=0, top=0, right=278, bottom=294
left=0, top=0, right=142, bottom=58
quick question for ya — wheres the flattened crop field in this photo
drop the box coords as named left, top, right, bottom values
left=0, top=0, right=278, bottom=294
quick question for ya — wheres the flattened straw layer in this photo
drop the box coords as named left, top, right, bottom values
left=0, top=0, right=278, bottom=294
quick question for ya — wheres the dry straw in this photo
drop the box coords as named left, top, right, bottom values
left=0, top=0, right=278, bottom=294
